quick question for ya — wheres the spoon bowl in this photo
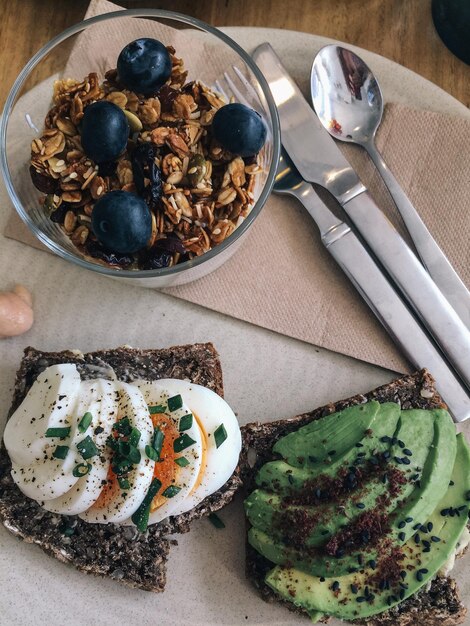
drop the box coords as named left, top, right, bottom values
left=311, top=45, right=382, bottom=146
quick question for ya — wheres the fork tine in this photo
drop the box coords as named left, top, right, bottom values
left=222, top=71, right=250, bottom=106
left=232, top=66, right=263, bottom=103
left=214, top=80, right=229, bottom=101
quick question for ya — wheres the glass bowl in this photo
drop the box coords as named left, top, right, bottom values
left=0, top=9, right=280, bottom=287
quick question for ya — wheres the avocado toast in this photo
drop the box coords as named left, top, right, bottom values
left=240, top=370, right=469, bottom=625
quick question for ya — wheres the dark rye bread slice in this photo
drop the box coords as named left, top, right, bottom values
left=0, top=344, right=242, bottom=591
left=240, top=369, right=467, bottom=626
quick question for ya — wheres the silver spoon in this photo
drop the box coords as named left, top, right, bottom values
left=310, top=44, right=470, bottom=329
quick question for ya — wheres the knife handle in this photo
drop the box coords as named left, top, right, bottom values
left=365, top=141, right=470, bottom=329
left=325, top=226, right=470, bottom=422
left=342, top=190, right=470, bottom=392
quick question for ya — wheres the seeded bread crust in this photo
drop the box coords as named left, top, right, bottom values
left=240, top=370, right=467, bottom=625
left=0, top=344, right=242, bottom=591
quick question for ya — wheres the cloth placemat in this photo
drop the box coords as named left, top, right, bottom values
left=4, top=0, right=470, bottom=374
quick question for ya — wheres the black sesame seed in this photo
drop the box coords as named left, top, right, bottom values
left=420, top=525, right=428, bottom=533
left=356, top=596, right=366, bottom=603
left=414, top=534, right=421, bottom=544
left=356, top=502, right=366, bottom=509
left=400, top=570, right=407, bottom=580
left=287, top=474, right=295, bottom=485
left=394, top=456, right=402, bottom=464
left=405, top=516, right=413, bottom=523
left=321, top=529, right=329, bottom=536
left=411, top=474, right=419, bottom=481
left=399, top=589, right=405, bottom=600
left=391, top=438, right=398, bottom=445
left=398, top=521, right=406, bottom=529
left=382, top=474, right=388, bottom=484
left=368, top=559, right=376, bottom=569
left=441, top=508, right=449, bottom=516
left=413, top=523, right=422, bottom=530
left=423, top=547, right=431, bottom=553
left=351, top=584, right=358, bottom=594
left=348, top=567, right=358, bottom=574
left=420, top=568, right=429, bottom=574
left=397, top=440, right=405, bottom=448
left=357, top=555, right=363, bottom=565
left=416, top=571, right=423, bottom=582
left=386, top=596, right=392, bottom=606
left=398, top=532, right=406, bottom=541
left=449, top=480, right=455, bottom=486
left=357, top=452, right=366, bottom=457
left=399, top=582, right=408, bottom=589
left=332, top=581, right=340, bottom=592
left=328, top=450, right=336, bottom=456
left=403, top=448, right=412, bottom=456
left=320, top=577, right=325, bottom=582
left=431, top=536, right=441, bottom=542
left=380, top=436, right=391, bottom=443
left=355, top=442, right=364, bottom=448
left=449, top=507, right=456, bottom=517
left=458, top=505, right=467, bottom=512
left=422, top=540, right=431, bottom=549
left=401, top=457, right=411, bottom=465
left=427, top=522, right=433, bottom=532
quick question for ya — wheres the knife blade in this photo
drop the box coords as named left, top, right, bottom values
left=253, top=42, right=470, bottom=392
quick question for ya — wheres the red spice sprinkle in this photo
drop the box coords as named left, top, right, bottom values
left=325, top=511, right=390, bottom=557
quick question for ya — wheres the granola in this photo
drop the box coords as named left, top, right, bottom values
left=29, top=46, right=263, bottom=270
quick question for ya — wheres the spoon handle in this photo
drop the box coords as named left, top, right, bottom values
left=365, top=140, right=470, bottom=329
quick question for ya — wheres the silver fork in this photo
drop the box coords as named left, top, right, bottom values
left=214, top=67, right=470, bottom=421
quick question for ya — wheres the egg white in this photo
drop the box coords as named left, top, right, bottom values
left=80, top=381, right=155, bottom=524
left=4, top=364, right=81, bottom=466
left=42, top=379, right=118, bottom=515
left=147, top=379, right=241, bottom=518
left=126, top=381, right=203, bottom=525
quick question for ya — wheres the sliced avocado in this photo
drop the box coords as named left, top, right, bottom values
left=264, top=433, right=470, bottom=621
left=256, top=403, right=400, bottom=493
left=273, top=401, right=380, bottom=468
left=246, top=408, right=436, bottom=561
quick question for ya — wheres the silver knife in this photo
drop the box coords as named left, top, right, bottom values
left=253, top=43, right=470, bottom=392
left=275, top=149, right=470, bottom=421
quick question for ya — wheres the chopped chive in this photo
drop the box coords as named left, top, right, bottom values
left=174, top=433, right=196, bottom=453
left=152, top=428, right=164, bottom=459
left=128, top=427, right=141, bottom=447
left=162, top=485, right=181, bottom=498
left=45, top=427, right=71, bottom=439
left=76, top=435, right=99, bottom=460
left=78, top=412, right=93, bottom=433
left=52, top=445, right=69, bottom=460
left=131, top=478, right=162, bottom=532
left=72, top=462, right=91, bottom=477
left=118, top=476, right=130, bottom=490
left=179, top=413, right=193, bottom=432
left=167, top=395, right=183, bottom=412
left=145, top=445, right=158, bottom=461
left=126, top=445, right=141, bottom=464
left=208, top=513, right=225, bottom=529
left=113, top=417, right=131, bottom=435
left=214, top=424, right=228, bottom=448
left=148, top=404, right=166, bottom=415
left=175, top=457, right=190, bottom=467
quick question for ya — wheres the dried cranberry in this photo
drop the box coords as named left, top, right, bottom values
left=158, top=85, right=179, bottom=112
left=98, top=160, right=117, bottom=177
left=86, top=239, right=134, bottom=267
left=50, top=202, right=72, bottom=223
left=130, top=143, right=162, bottom=210
left=29, top=165, right=58, bottom=194
left=154, top=234, right=186, bottom=255
left=139, top=247, right=172, bottom=270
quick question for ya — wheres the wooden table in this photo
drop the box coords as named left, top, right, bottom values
left=0, top=0, right=468, bottom=109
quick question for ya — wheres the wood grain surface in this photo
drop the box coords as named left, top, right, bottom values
left=0, top=0, right=469, bottom=109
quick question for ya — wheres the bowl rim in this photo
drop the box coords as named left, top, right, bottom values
left=0, top=8, right=280, bottom=279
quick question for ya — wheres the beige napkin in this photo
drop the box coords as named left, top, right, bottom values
left=4, top=0, right=470, bottom=374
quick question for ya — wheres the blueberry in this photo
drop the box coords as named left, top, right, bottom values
left=81, top=101, right=129, bottom=163
left=212, top=103, right=267, bottom=157
left=117, top=38, right=172, bottom=95
left=91, top=191, right=152, bottom=254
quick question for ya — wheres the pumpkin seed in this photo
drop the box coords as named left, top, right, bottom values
left=187, top=154, right=206, bottom=186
